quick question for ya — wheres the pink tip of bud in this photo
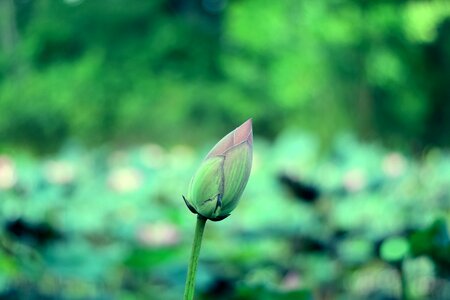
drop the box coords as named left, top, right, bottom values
left=234, top=118, right=253, bottom=146
left=206, top=119, right=253, bottom=158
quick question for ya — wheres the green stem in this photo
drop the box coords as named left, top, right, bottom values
left=184, top=215, right=207, bottom=300
left=399, top=260, right=410, bottom=300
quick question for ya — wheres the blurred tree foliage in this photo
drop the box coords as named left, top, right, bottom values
left=0, top=0, right=450, bottom=152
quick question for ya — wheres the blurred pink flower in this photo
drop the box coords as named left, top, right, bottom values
left=136, top=222, right=180, bottom=247
left=107, top=167, right=143, bottom=193
left=0, top=155, right=17, bottom=190
left=45, top=160, right=76, bottom=185
left=281, top=271, right=302, bottom=291
left=382, top=152, right=407, bottom=178
left=343, top=169, right=366, bottom=193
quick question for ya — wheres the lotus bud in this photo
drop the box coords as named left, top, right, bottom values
left=183, top=119, right=253, bottom=221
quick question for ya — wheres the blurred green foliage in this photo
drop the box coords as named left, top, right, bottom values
left=1, top=0, right=450, bottom=299
left=1, top=0, right=450, bottom=152
left=0, top=134, right=449, bottom=299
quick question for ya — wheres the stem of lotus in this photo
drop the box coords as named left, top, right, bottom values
left=183, top=215, right=207, bottom=300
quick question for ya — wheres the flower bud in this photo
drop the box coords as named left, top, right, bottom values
left=183, top=119, right=253, bottom=221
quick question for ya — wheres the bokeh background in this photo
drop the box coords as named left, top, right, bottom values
left=1, top=0, right=450, bottom=299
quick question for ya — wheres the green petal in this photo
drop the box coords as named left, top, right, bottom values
left=188, top=156, right=225, bottom=218
left=220, top=142, right=252, bottom=214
